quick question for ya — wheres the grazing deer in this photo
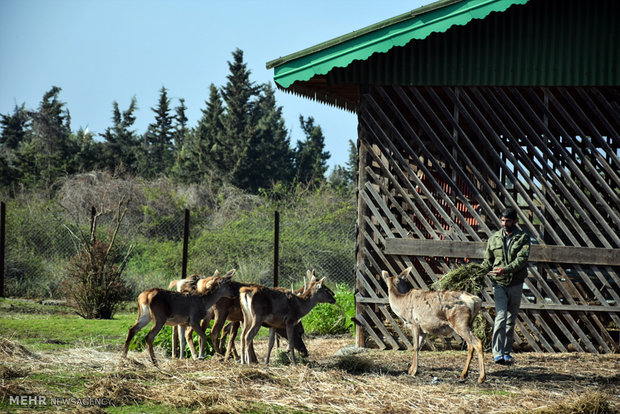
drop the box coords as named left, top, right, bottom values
left=167, top=273, right=213, bottom=359
left=121, top=270, right=236, bottom=366
left=382, top=267, right=486, bottom=383
left=239, top=270, right=336, bottom=365
left=210, top=280, right=310, bottom=361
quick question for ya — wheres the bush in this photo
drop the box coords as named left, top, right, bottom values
left=303, top=284, right=355, bottom=335
left=64, top=238, right=131, bottom=319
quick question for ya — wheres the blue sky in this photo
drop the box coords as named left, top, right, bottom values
left=1, top=0, right=428, bottom=171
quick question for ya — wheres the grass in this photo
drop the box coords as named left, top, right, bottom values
left=1, top=298, right=620, bottom=413
left=0, top=298, right=134, bottom=351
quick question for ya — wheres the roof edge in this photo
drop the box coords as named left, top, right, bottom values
left=266, top=0, right=463, bottom=70
left=267, top=0, right=530, bottom=88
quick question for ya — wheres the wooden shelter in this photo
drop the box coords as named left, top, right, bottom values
left=267, top=0, right=620, bottom=353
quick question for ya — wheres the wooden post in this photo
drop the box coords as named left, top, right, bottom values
left=273, top=210, right=280, bottom=288
left=0, top=202, right=5, bottom=297
left=182, top=208, right=190, bottom=279
left=355, top=106, right=369, bottom=348
left=89, top=206, right=96, bottom=243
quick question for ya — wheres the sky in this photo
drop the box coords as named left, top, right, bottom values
left=0, top=0, right=429, bottom=172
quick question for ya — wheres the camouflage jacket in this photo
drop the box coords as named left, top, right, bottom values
left=481, top=227, right=531, bottom=286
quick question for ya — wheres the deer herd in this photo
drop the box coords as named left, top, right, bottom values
left=121, top=267, right=487, bottom=384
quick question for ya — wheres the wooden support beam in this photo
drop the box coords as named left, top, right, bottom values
left=384, top=238, right=620, bottom=266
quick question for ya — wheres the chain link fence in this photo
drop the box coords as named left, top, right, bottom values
left=2, top=200, right=357, bottom=298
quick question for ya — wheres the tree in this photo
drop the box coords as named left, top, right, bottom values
left=294, top=115, right=330, bottom=186
left=221, top=48, right=260, bottom=184
left=0, top=104, right=31, bottom=191
left=27, top=86, right=73, bottom=190
left=234, top=83, right=295, bottom=192
left=139, top=87, right=175, bottom=178
left=101, top=97, right=139, bottom=175
left=173, top=84, right=226, bottom=184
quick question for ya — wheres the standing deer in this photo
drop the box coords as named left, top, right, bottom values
left=167, top=273, right=210, bottom=359
left=239, top=270, right=336, bottom=365
left=382, top=267, right=486, bottom=383
left=121, top=270, right=236, bottom=366
left=210, top=279, right=310, bottom=361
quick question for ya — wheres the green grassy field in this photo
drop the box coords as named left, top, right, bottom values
left=0, top=298, right=135, bottom=352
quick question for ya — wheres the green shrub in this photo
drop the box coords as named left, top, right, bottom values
left=303, top=284, right=355, bottom=335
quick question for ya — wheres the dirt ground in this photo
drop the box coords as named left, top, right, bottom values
left=0, top=335, right=619, bottom=413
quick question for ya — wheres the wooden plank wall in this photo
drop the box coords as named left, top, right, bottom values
left=354, top=85, right=620, bottom=353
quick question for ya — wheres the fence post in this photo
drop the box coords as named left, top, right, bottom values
left=0, top=202, right=5, bottom=297
left=182, top=208, right=190, bottom=279
left=273, top=210, right=279, bottom=288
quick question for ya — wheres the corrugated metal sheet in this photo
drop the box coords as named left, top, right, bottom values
left=267, top=0, right=529, bottom=88
left=268, top=0, right=619, bottom=110
left=327, top=0, right=619, bottom=86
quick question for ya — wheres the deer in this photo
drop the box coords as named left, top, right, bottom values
left=167, top=273, right=213, bottom=359
left=239, top=270, right=336, bottom=365
left=121, top=270, right=236, bottom=366
left=210, top=279, right=310, bottom=361
left=382, top=267, right=486, bottom=383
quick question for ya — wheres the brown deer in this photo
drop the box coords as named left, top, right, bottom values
left=210, top=280, right=310, bottom=361
left=239, top=270, right=336, bottom=365
left=382, top=267, right=486, bottom=383
left=121, top=270, right=236, bottom=365
left=167, top=273, right=213, bottom=359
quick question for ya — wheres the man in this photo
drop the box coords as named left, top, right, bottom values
left=481, top=207, right=531, bottom=365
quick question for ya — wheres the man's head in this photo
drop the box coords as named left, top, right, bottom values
left=500, top=207, right=518, bottom=234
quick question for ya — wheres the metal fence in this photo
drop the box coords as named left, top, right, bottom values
left=0, top=202, right=356, bottom=298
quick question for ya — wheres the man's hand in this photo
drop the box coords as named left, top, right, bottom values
left=491, top=267, right=505, bottom=276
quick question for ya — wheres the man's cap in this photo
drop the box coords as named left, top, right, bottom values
left=501, top=207, right=518, bottom=220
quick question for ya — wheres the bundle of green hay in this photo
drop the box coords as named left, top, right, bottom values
left=431, top=264, right=491, bottom=347
left=431, top=263, right=488, bottom=295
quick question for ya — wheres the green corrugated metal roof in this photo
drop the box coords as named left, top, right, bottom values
left=266, top=0, right=529, bottom=88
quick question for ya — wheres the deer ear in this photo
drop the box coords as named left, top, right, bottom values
left=381, top=271, right=389, bottom=281
left=225, top=269, right=236, bottom=277
left=213, top=269, right=220, bottom=277
left=399, top=267, right=412, bottom=278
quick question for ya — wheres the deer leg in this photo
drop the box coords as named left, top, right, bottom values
left=211, top=315, right=227, bottom=356
left=172, top=326, right=179, bottom=358
left=245, top=322, right=262, bottom=364
left=286, top=324, right=297, bottom=365
left=184, top=327, right=199, bottom=359
left=461, top=341, right=475, bottom=380
left=408, top=324, right=421, bottom=376
left=122, top=312, right=151, bottom=359
left=223, top=322, right=240, bottom=360
left=265, top=328, right=277, bottom=364
left=473, top=335, right=486, bottom=383
left=190, top=321, right=208, bottom=359
left=178, top=325, right=187, bottom=359
left=145, top=319, right=166, bottom=366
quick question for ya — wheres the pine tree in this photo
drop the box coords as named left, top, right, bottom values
left=221, top=48, right=260, bottom=183
left=295, top=115, right=330, bottom=186
left=101, top=97, right=139, bottom=174
left=139, top=86, right=175, bottom=178
left=235, top=83, right=294, bottom=192
left=0, top=104, right=31, bottom=190
left=173, top=84, right=226, bottom=184
left=27, top=86, right=73, bottom=190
